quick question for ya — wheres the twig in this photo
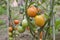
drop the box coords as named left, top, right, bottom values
left=50, top=0, right=55, bottom=40
left=25, top=0, right=36, bottom=38
left=43, top=0, right=55, bottom=40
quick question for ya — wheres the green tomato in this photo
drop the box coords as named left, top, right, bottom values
left=13, top=31, right=19, bottom=35
left=30, top=20, right=36, bottom=27
left=16, top=35, right=19, bottom=37
left=18, top=26, right=25, bottom=33
left=9, top=32, right=12, bottom=37
left=15, top=31, right=19, bottom=35
left=22, top=19, right=28, bottom=28
left=9, top=37, right=13, bottom=40
left=33, top=28, right=37, bottom=31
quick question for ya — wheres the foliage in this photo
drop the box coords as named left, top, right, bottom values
left=55, top=18, right=60, bottom=30
left=0, top=0, right=7, bottom=15
left=56, top=0, right=60, bottom=5
left=0, top=20, right=6, bottom=25
left=0, top=25, right=7, bottom=30
left=8, top=0, right=60, bottom=40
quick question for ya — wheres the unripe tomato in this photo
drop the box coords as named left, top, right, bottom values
left=15, top=31, right=19, bottom=37
left=17, top=26, right=25, bottom=33
left=15, top=31, right=19, bottom=35
left=13, top=31, right=19, bottom=36
left=27, top=5, right=38, bottom=17
left=22, top=19, right=28, bottom=28
left=35, top=30, right=38, bottom=34
left=9, top=37, right=13, bottom=40
left=38, top=1, right=41, bottom=5
left=34, top=14, right=45, bottom=27
left=9, top=32, right=12, bottom=37
left=9, top=27, right=13, bottom=32
left=14, top=20, right=19, bottom=25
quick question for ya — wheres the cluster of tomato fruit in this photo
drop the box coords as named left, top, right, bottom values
left=27, top=5, right=45, bottom=27
left=9, top=19, right=28, bottom=40
left=9, top=5, right=45, bottom=40
left=27, top=5, right=45, bottom=40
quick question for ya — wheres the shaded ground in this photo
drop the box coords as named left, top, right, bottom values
left=0, top=15, right=8, bottom=40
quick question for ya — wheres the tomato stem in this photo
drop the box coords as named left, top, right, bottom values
left=43, top=0, right=55, bottom=40
left=25, top=0, right=38, bottom=40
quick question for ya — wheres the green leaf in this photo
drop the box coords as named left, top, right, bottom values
left=44, top=13, right=50, bottom=19
left=48, top=27, right=52, bottom=34
left=55, top=19, right=60, bottom=30
left=0, top=25, right=7, bottom=30
left=0, top=6, right=6, bottom=15
left=42, top=0, right=46, bottom=3
left=56, top=0, right=60, bottom=5
left=0, top=20, right=5, bottom=25
left=28, top=2, right=35, bottom=7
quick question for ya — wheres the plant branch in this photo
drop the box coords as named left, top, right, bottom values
left=25, top=0, right=37, bottom=39
left=43, top=0, right=55, bottom=40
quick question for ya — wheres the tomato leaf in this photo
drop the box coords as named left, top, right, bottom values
left=28, top=2, right=35, bottom=7
left=41, top=0, right=46, bottom=3
left=55, top=19, right=60, bottom=30
left=44, top=13, right=50, bottom=19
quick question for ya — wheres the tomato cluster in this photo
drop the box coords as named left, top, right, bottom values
left=27, top=5, right=45, bottom=40
left=27, top=5, right=45, bottom=27
left=9, top=19, right=28, bottom=40
left=9, top=5, right=45, bottom=40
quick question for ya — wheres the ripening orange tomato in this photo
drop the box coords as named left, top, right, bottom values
left=27, top=5, right=38, bottom=17
left=9, top=27, right=13, bottom=32
left=34, top=14, right=45, bottom=27
left=14, top=20, right=19, bottom=25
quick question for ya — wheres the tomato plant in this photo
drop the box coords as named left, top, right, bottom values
left=7, top=0, right=60, bottom=40
left=9, top=32, right=13, bottom=37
